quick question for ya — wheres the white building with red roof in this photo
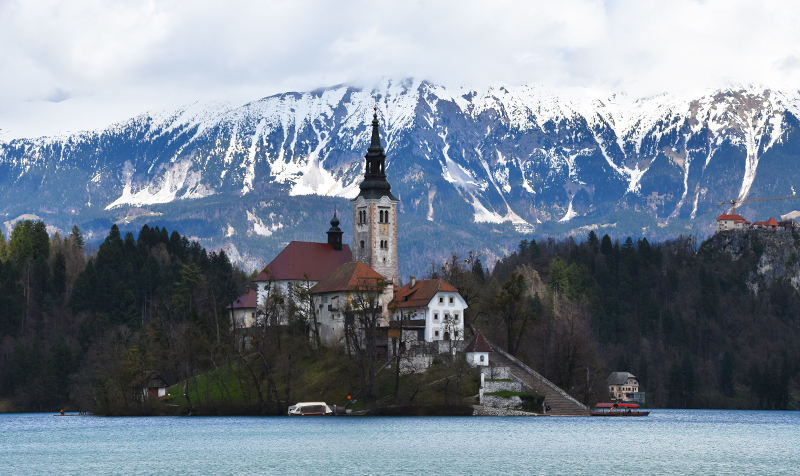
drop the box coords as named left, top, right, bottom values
left=716, top=213, right=750, bottom=232
left=464, top=330, right=493, bottom=366
left=251, top=213, right=352, bottom=310
left=390, top=276, right=467, bottom=342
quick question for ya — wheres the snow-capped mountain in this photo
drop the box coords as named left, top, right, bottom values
left=2, top=79, right=800, bottom=274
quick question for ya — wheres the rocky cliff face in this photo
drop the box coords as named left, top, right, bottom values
left=704, top=230, right=800, bottom=294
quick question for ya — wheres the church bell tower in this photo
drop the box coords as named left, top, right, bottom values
left=351, top=108, right=399, bottom=284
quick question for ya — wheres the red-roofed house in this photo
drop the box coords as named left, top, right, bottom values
left=716, top=213, right=750, bottom=232
left=390, top=276, right=467, bottom=342
left=227, top=288, right=258, bottom=329
left=310, top=261, right=393, bottom=346
left=751, top=217, right=780, bottom=231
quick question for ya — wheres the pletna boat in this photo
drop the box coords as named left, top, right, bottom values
left=288, top=402, right=333, bottom=416
left=591, top=402, right=650, bottom=416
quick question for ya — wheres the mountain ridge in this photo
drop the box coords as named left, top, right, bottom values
left=3, top=80, right=800, bottom=275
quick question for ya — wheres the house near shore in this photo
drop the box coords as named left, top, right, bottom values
left=607, top=372, right=644, bottom=403
left=137, top=372, right=170, bottom=401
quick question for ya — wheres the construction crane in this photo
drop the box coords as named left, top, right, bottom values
left=718, top=194, right=800, bottom=215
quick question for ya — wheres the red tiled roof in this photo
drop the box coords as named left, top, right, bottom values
left=716, top=213, right=746, bottom=222
left=390, top=279, right=459, bottom=309
left=227, top=289, right=258, bottom=309
left=252, top=242, right=352, bottom=282
left=766, top=217, right=780, bottom=226
left=464, top=330, right=493, bottom=353
left=309, top=261, right=387, bottom=294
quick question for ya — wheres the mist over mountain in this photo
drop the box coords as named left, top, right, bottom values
left=3, top=79, right=800, bottom=276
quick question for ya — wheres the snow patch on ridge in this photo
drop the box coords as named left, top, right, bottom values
left=105, top=159, right=214, bottom=209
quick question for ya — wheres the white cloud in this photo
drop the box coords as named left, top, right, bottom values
left=2, top=0, right=800, bottom=138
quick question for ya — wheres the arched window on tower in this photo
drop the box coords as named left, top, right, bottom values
left=360, top=240, right=365, bottom=249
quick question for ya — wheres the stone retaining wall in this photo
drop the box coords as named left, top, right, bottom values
left=483, top=380, right=523, bottom=393
left=472, top=405, right=539, bottom=416
left=482, top=395, right=522, bottom=409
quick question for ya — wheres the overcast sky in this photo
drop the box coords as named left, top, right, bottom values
left=2, top=0, right=800, bottom=138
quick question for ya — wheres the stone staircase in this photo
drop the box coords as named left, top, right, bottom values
left=488, top=342, right=589, bottom=416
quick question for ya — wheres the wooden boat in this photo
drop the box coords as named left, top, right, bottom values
left=288, top=402, right=333, bottom=416
left=592, top=402, right=650, bottom=416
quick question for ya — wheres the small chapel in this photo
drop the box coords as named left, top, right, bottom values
left=229, top=108, right=467, bottom=348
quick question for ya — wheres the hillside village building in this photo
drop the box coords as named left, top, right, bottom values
left=715, top=213, right=797, bottom=233
left=232, top=109, right=467, bottom=348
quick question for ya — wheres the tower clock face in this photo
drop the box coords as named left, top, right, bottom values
left=380, top=225, right=388, bottom=234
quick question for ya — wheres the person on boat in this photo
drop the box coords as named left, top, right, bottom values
left=60, top=409, right=64, bottom=415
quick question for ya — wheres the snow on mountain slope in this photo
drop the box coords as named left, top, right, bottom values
left=2, top=81, right=799, bottom=243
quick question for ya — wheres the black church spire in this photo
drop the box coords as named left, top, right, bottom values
left=326, top=209, right=343, bottom=251
left=357, top=107, right=397, bottom=200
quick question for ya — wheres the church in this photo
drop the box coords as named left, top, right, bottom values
left=230, top=108, right=467, bottom=347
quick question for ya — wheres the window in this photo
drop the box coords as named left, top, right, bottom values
left=480, top=355, right=484, bottom=362
left=454, top=312, right=460, bottom=322
left=449, top=296, right=454, bottom=304
left=433, top=312, right=439, bottom=320
left=439, top=296, right=444, bottom=304
left=434, top=331, right=439, bottom=337
left=360, top=240, right=365, bottom=249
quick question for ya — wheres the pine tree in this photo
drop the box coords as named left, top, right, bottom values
left=69, top=225, right=84, bottom=251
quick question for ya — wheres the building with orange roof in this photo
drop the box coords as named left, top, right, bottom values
left=751, top=216, right=781, bottom=230
left=716, top=213, right=750, bottom=232
left=310, top=261, right=394, bottom=346
left=390, top=275, right=468, bottom=342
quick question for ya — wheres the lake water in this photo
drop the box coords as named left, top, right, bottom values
left=1, top=410, right=798, bottom=475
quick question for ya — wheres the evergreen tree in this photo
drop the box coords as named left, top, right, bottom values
left=69, top=225, right=84, bottom=251
left=600, top=234, right=613, bottom=255
left=52, top=251, right=67, bottom=299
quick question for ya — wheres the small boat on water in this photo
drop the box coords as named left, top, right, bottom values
left=288, top=402, right=333, bottom=416
left=592, top=402, right=650, bottom=417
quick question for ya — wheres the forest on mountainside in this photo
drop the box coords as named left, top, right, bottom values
left=1, top=220, right=798, bottom=413
left=438, top=231, right=800, bottom=410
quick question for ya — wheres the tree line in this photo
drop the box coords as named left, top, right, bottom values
left=437, top=231, right=799, bottom=409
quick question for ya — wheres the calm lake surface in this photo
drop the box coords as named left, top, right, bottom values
left=1, top=410, right=798, bottom=475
